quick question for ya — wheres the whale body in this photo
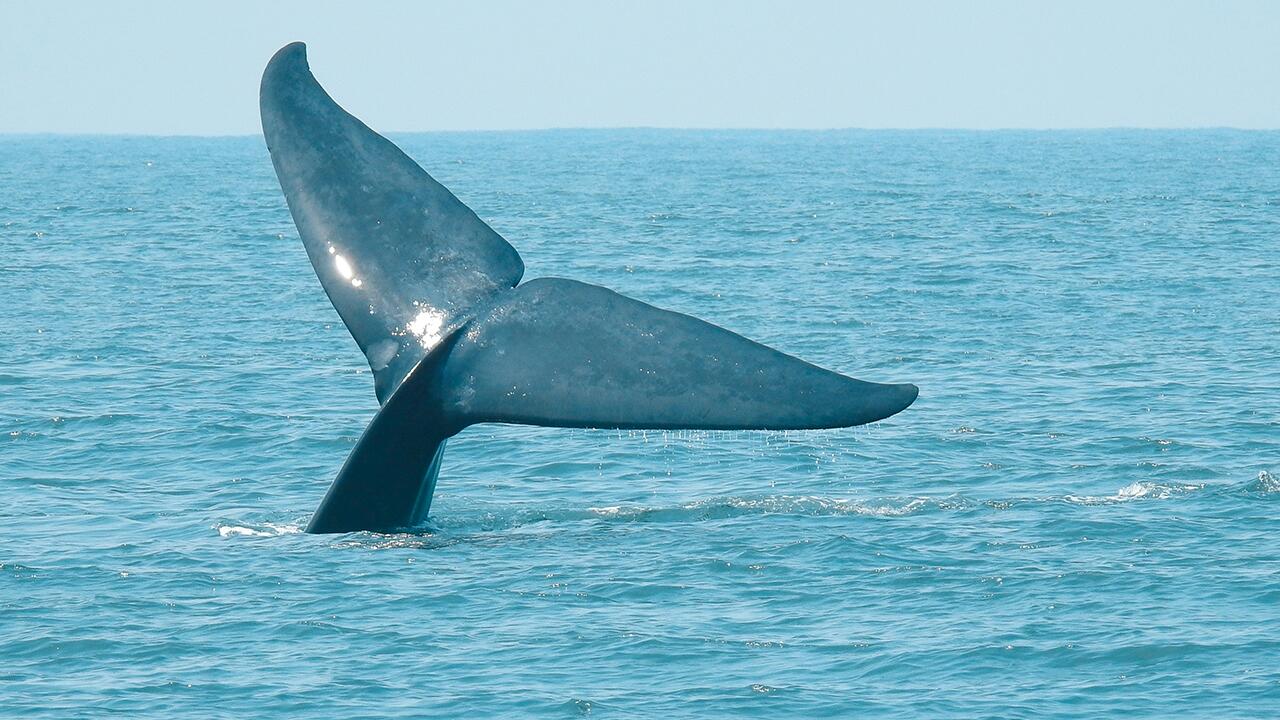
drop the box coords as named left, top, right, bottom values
left=260, top=42, right=917, bottom=534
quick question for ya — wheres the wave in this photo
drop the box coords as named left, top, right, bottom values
left=1245, top=470, right=1280, bottom=494
left=215, top=521, right=304, bottom=538
left=1061, top=481, right=1205, bottom=505
left=214, top=472, right=1276, bottom=544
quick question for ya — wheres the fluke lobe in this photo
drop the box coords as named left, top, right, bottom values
left=260, top=42, right=918, bottom=534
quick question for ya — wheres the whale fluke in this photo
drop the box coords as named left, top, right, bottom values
left=438, top=278, right=918, bottom=431
left=261, top=42, right=917, bottom=534
left=261, top=42, right=523, bottom=403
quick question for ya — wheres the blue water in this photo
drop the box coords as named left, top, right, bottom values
left=2, top=130, right=1278, bottom=717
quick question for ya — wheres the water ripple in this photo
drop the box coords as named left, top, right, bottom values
left=4, top=131, right=1280, bottom=718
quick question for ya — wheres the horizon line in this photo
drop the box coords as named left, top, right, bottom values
left=2, top=125, right=1279, bottom=139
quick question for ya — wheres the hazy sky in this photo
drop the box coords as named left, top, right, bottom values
left=2, top=0, right=1278, bottom=134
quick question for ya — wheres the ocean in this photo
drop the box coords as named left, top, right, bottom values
left=2, top=129, right=1278, bottom=717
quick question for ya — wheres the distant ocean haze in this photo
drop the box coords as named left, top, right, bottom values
left=1, top=129, right=1278, bottom=718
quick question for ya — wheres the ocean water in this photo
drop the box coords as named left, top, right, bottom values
left=2, top=129, right=1278, bottom=718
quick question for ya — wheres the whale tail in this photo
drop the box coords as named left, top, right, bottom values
left=302, top=331, right=459, bottom=534
left=261, top=43, right=918, bottom=534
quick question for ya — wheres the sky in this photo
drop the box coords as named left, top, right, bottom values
left=2, top=0, right=1278, bottom=134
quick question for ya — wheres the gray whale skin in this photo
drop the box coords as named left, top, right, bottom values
left=260, top=42, right=918, bottom=534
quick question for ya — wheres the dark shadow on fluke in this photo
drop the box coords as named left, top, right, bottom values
left=260, top=42, right=918, bottom=534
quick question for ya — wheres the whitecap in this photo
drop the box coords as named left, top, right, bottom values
left=1064, top=481, right=1204, bottom=505
left=1246, top=470, right=1280, bottom=494
left=216, top=522, right=303, bottom=538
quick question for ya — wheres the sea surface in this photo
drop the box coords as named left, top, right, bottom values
left=2, top=130, right=1278, bottom=718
